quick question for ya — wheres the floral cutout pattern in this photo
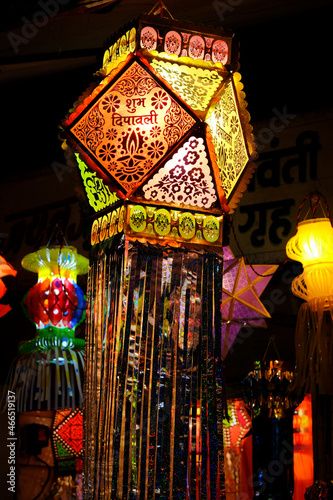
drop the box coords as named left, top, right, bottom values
left=143, top=137, right=217, bottom=209
left=75, top=153, right=119, bottom=212
left=70, top=61, right=196, bottom=193
left=139, top=25, right=230, bottom=66
left=151, top=59, right=223, bottom=112
left=102, top=27, right=136, bottom=75
left=206, top=79, right=249, bottom=198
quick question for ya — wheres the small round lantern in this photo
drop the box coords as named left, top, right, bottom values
left=7, top=246, right=89, bottom=411
left=21, top=246, right=88, bottom=352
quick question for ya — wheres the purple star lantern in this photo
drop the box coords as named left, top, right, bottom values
left=222, top=247, right=278, bottom=358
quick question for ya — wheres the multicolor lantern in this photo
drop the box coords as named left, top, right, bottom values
left=52, top=408, right=83, bottom=476
left=8, top=246, right=89, bottom=411
left=223, top=399, right=252, bottom=498
left=62, top=2, right=257, bottom=498
left=22, top=246, right=87, bottom=349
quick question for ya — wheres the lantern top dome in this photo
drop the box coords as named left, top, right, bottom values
left=22, top=246, right=89, bottom=277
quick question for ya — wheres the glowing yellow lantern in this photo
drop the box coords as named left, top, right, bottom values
left=286, top=192, right=333, bottom=398
left=286, top=218, right=333, bottom=303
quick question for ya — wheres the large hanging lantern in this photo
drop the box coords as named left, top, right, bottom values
left=8, top=246, right=89, bottom=411
left=62, top=2, right=257, bottom=498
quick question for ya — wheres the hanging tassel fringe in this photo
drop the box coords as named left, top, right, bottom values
left=84, top=238, right=226, bottom=499
left=3, top=347, right=84, bottom=412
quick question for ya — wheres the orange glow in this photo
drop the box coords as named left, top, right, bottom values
left=206, top=76, right=251, bottom=202
left=69, top=59, right=196, bottom=195
left=0, top=255, right=17, bottom=318
left=293, top=395, right=313, bottom=499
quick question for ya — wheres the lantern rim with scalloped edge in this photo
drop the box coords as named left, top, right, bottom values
left=22, top=246, right=89, bottom=281
left=286, top=217, right=333, bottom=301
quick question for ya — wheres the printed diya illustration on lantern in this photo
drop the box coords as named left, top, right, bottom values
left=61, top=2, right=257, bottom=498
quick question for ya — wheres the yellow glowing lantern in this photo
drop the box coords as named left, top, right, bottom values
left=287, top=198, right=333, bottom=482
left=286, top=217, right=333, bottom=302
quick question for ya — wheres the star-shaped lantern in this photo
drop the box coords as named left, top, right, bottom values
left=222, top=247, right=278, bottom=358
left=62, top=1, right=257, bottom=251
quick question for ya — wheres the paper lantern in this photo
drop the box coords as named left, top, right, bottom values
left=7, top=246, right=89, bottom=411
left=286, top=218, right=333, bottom=303
left=52, top=408, right=83, bottom=476
left=222, top=246, right=278, bottom=358
left=286, top=193, right=333, bottom=394
left=0, top=255, right=17, bottom=318
left=63, top=5, right=256, bottom=218
left=287, top=193, right=333, bottom=484
left=293, top=395, right=314, bottom=500
left=223, top=399, right=252, bottom=498
left=21, top=246, right=88, bottom=350
left=62, top=2, right=257, bottom=498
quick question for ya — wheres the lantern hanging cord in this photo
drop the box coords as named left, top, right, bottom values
left=229, top=217, right=283, bottom=276
left=46, top=223, right=69, bottom=248
left=296, top=191, right=332, bottom=223
left=262, top=335, right=281, bottom=363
